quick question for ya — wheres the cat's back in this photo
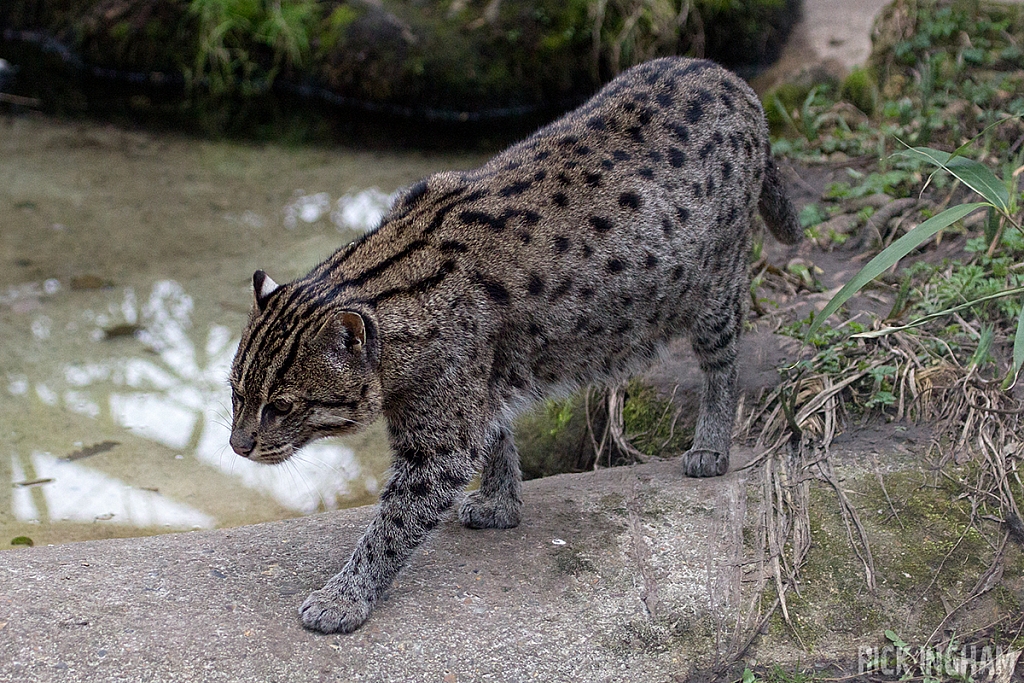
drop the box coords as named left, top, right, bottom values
left=311, top=58, right=771, bottom=384
left=413, top=56, right=769, bottom=314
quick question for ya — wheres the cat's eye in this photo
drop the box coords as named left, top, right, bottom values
left=268, top=399, right=293, bottom=416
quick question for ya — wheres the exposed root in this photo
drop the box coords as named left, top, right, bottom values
left=721, top=325, right=1024, bottom=675
left=607, top=383, right=653, bottom=464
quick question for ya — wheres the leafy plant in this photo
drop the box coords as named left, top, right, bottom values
left=807, top=124, right=1024, bottom=388
left=186, top=0, right=320, bottom=98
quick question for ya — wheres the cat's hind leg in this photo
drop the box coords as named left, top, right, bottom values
left=682, top=290, right=742, bottom=478
left=458, top=423, right=523, bottom=529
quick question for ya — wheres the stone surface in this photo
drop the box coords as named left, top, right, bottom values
left=0, top=458, right=752, bottom=683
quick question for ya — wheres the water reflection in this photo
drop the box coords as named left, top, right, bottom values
left=12, top=452, right=215, bottom=529
left=284, top=187, right=394, bottom=232
left=6, top=277, right=383, bottom=536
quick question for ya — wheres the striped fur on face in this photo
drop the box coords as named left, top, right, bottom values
left=228, top=279, right=383, bottom=464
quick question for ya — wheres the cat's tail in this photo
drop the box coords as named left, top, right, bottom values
left=758, top=149, right=803, bottom=245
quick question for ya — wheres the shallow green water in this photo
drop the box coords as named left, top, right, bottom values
left=0, top=115, right=485, bottom=546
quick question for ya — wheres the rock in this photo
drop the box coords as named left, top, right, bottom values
left=0, top=459, right=750, bottom=682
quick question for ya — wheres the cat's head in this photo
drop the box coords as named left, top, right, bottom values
left=228, top=270, right=383, bottom=464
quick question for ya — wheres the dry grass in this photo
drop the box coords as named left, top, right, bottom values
left=715, top=326, right=1024, bottom=674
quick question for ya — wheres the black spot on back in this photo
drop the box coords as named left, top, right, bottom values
left=553, top=235, right=570, bottom=253
left=638, top=167, right=655, bottom=179
left=460, top=210, right=505, bottom=232
left=612, top=150, right=631, bottom=161
left=584, top=172, right=602, bottom=188
left=499, top=180, right=533, bottom=197
left=439, top=240, right=469, bottom=254
left=549, top=277, right=573, bottom=300
left=645, top=253, right=659, bottom=269
left=606, top=258, right=626, bottom=274
left=699, top=142, right=714, bottom=160
left=618, top=192, right=641, bottom=210
left=587, top=117, right=606, bottom=131
left=669, top=148, right=686, bottom=167
left=723, top=161, right=733, bottom=180
left=527, top=273, right=545, bottom=296
left=474, top=272, right=511, bottom=306
left=589, top=216, right=614, bottom=233
left=534, top=150, right=551, bottom=161
left=686, top=90, right=714, bottom=124
left=519, top=210, right=541, bottom=225
left=666, top=122, right=689, bottom=143
left=553, top=191, right=569, bottom=207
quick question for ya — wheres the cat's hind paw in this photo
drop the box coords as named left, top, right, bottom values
left=300, top=585, right=373, bottom=634
left=458, top=491, right=521, bottom=529
left=681, top=448, right=729, bottom=478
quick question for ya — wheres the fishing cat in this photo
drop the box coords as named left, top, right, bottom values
left=229, top=56, right=802, bottom=634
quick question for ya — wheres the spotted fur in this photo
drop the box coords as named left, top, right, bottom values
left=229, top=57, right=801, bottom=634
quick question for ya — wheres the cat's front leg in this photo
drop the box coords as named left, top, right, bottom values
left=300, top=447, right=476, bottom=634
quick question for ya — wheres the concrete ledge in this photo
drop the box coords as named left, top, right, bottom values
left=0, top=457, right=751, bottom=683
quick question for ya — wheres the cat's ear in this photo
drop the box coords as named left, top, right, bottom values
left=313, top=311, right=366, bottom=353
left=339, top=311, right=366, bottom=352
left=252, top=270, right=279, bottom=312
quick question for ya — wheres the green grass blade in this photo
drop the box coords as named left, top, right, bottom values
left=1012, top=298, right=1024, bottom=388
left=894, top=147, right=1009, bottom=213
left=946, top=157, right=1010, bottom=213
left=949, top=114, right=1023, bottom=163
left=852, top=284, right=1024, bottom=339
left=805, top=202, right=989, bottom=340
left=968, top=325, right=995, bottom=370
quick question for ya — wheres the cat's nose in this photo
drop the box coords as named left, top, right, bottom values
left=230, top=431, right=255, bottom=457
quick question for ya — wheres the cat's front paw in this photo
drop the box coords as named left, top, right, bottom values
left=458, top=490, right=521, bottom=529
left=681, top=448, right=729, bottom=478
left=299, top=583, right=373, bottom=634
